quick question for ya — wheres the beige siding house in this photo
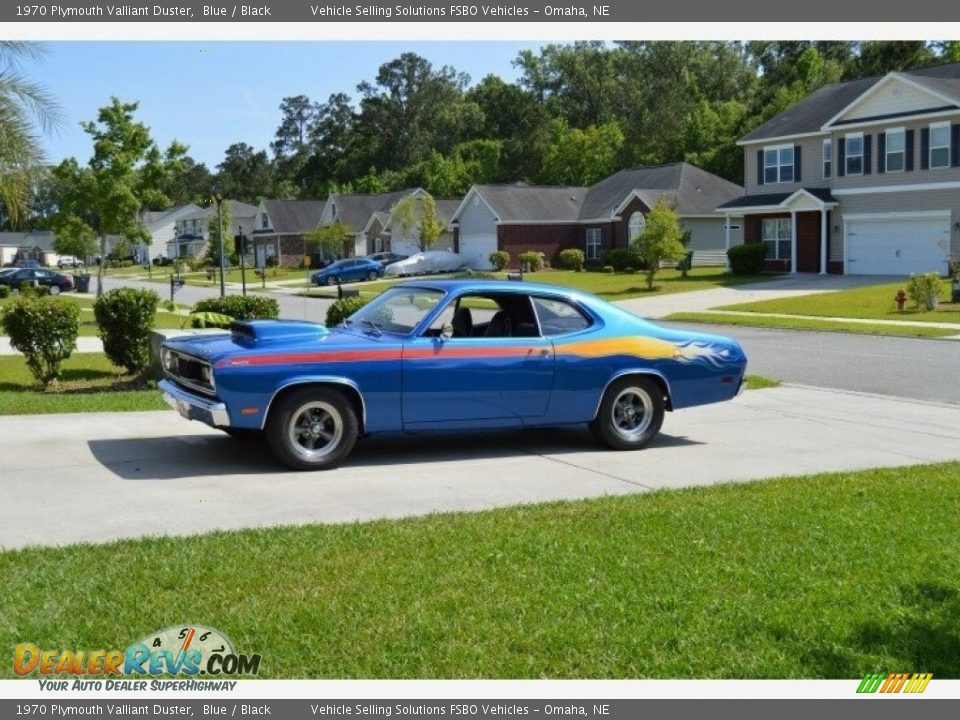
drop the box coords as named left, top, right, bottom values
left=721, top=63, right=960, bottom=275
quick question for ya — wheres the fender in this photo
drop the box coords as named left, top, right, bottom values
left=594, top=369, right=675, bottom=420
left=260, top=376, right=367, bottom=430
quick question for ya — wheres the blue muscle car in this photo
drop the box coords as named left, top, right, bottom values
left=158, top=280, right=747, bottom=470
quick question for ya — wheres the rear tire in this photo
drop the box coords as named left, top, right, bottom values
left=367, top=271, right=378, bottom=281
left=49, top=285, right=61, bottom=296
left=590, top=376, right=665, bottom=450
left=266, top=387, right=358, bottom=470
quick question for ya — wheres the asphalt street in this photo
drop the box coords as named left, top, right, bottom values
left=664, top=321, right=960, bottom=405
left=2, top=385, right=959, bottom=549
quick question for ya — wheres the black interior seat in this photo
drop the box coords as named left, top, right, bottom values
left=484, top=310, right=513, bottom=337
left=451, top=307, right=474, bottom=337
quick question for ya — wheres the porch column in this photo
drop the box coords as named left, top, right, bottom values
left=820, top=208, right=828, bottom=275
left=724, top=213, right=731, bottom=271
left=789, top=210, right=797, bottom=274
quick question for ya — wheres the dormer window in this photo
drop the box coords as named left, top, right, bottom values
left=845, top=133, right=864, bottom=176
left=261, top=212, right=269, bottom=229
left=763, top=144, right=794, bottom=184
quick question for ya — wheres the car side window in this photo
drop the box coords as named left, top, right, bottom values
left=532, top=297, right=592, bottom=336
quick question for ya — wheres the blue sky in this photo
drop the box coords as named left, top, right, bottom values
left=35, top=41, right=544, bottom=170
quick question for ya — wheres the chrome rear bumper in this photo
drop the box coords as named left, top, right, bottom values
left=159, top=379, right=231, bottom=427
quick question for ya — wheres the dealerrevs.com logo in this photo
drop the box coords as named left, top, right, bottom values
left=14, top=625, right=261, bottom=685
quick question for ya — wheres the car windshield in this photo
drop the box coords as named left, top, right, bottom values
left=347, top=286, right=445, bottom=335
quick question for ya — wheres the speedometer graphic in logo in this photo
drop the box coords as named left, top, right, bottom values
left=126, top=625, right=240, bottom=676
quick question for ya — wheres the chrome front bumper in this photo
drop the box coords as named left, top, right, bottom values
left=159, top=379, right=231, bottom=427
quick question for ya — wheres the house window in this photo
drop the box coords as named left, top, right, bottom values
left=763, top=144, right=794, bottom=184
left=761, top=218, right=791, bottom=261
left=930, top=122, right=951, bottom=169
left=845, top=133, right=864, bottom=175
left=823, top=139, right=832, bottom=178
left=627, top=211, right=646, bottom=241
left=886, top=128, right=905, bottom=172
left=585, top=228, right=602, bottom=261
left=261, top=212, right=269, bottom=229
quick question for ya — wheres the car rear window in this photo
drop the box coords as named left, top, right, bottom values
left=532, top=297, right=592, bottom=336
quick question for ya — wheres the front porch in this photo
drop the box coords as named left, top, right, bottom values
left=719, top=189, right=839, bottom=274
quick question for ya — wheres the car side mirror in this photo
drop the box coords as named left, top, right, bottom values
left=439, top=323, right=454, bottom=341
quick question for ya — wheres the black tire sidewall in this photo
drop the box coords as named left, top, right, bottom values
left=266, top=387, right=358, bottom=470
left=591, top=376, right=665, bottom=450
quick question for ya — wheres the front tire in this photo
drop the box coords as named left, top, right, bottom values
left=367, top=270, right=378, bottom=281
left=590, top=376, right=665, bottom=450
left=266, top=387, right=358, bottom=470
left=49, top=285, right=61, bottom=296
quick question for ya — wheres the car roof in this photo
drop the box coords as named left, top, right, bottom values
left=392, top=278, right=601, bottom=305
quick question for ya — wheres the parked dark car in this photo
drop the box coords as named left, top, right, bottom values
left=311, top=257, right=384, bottom=286
left=366, top=252, right=409, bottom=267
left=0, top=268, right=74, bottom=295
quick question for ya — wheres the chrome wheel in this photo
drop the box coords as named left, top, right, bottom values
left=287, top=400, right=343, bottom=463
left=590, top=376, right=665, bottom=451
left=49, top=285, right=61, bottom=296
left=611, top=386, right=654, bottom=441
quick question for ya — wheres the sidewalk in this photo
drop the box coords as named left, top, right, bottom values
left=687, top=309, right=960, bottom=339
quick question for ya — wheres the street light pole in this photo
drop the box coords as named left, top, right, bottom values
left=239, top=225, right=247, bottom=296
left=212, top=182, right=225, bottom=298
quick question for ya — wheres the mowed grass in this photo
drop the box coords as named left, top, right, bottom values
left=718, top=280, right=959, bottom=323
left=347, top=267, right=768, bottom=301
left=665, top=312, right=959, bottom=338
left=2, top=462, right=958, bottom=679
left=0, top=353, right=165, bottom=414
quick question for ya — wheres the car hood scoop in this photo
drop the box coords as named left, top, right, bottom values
left=230, top=319, right=329, bottom=344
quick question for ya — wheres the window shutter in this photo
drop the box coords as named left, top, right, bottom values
left=952, top=124, right=960, bottom=167
left=920, top=127, right=930, bottom=170
left=905, top=129, right=915, bottom=171
left=877, top=133, right=886, bottom=174
left=837, top=137, right=846, bottom=177
left=793, top=145, right=802, bottom=182
left=756, top=150, right=764, bottom=186
left=863, top=134, right=872, bottom=175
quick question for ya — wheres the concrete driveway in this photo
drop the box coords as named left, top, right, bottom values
left=2, top=385, right=959, bottom=550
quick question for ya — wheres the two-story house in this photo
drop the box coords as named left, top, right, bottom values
left=719, top=63, right=960, bottom=275
left=168, top=201, right=259, bottom=261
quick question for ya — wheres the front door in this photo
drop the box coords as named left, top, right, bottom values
left=402, top=336, right=555, bottom=427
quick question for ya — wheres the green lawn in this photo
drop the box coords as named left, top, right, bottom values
left=718, top=280, right=959, bottom=323
left=2, top=461, right=958, bottom=678
left=305, top=267, right=769, bottom=301
left=0, top=353, right=165, bottom=414
left=666, top=312, right=959, bottom=338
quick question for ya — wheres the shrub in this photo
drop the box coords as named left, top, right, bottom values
left=1, top=296, right=80, bottom=386
left=193, top=295, right=279, bottom=321
left=624, top=267, right=636, bottom=274
left=190, top=311, right=234, bottom=329
left=453, top=271, right=497, bottom=280
left=601, top=265, right=615, bottom=274
left=727, top=243, right=768, bottom=275
left=518, top=251, right=544, bottom=272
left=94, top=287, right=160, bottom=374
left=488, top=250, right=510, bottom=271
left=17, top=284, right=49, bottom=297
left=906, top=273, right=943, bottom=311
left=600, top=247, right=642, bottom=272
left=0, top=285, right=9, bottom=299
left=558, top=248, right=585, bottom=271
left=326, top=296, right=370, bottom=327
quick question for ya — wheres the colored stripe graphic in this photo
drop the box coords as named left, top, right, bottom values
left=858, top=672, right=931, bottom=694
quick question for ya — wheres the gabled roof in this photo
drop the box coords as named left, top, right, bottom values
left=178, top=200, right=259, bottom=223
left=718, top=187, right=837, bottom=210
left=469, top=184, right=589, bottom=222
left=261, top=199, right=326, bottom=234
left=457, top=163, right=741, bottom=224
left=582, top=163, right=743, bottom=218
left=327, top=189, right=421, bottom=231
left=0, top=231, right=56, bottom=251
left=141, top=204, right=200, bottom=228
left=740, top=62, right=960, bottom=144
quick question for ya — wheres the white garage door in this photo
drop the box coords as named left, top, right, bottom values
left=846, top=216, right=950, bottom=275
left=459, top=233, right=499, bottom=270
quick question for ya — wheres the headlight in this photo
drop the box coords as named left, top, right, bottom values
left=161, top=348, right=175, bottom=371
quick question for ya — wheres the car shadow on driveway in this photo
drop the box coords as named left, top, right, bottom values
left=88, top=427, right=701, bottom=480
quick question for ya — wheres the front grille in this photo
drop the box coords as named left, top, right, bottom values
left=161, top=348, right=215, bottom=396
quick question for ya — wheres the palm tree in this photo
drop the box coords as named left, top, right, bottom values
left=0, top=41, right=62, bottom=227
